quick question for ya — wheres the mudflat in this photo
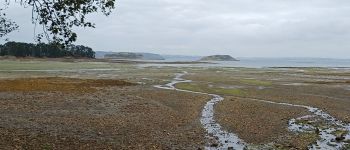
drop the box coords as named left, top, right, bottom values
left=0, top=60, right=349, bottom=149
left=0, top=76, right=208, bottom=149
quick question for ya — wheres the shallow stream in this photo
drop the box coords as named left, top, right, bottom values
left=154, top=72, right=350, bottom=150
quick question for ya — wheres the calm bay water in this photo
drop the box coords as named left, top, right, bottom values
left=213, top=58, right=350, bottom=68
left=141, top=57, right=350, bottom=68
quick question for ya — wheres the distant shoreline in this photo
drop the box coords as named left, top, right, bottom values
left=0, top=57, right=349, bottom=68
left=0, top=57, right=215, bottom=65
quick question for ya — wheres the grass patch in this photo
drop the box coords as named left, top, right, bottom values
left=175, top=82, right=246, bottom=96
left=175, top=83, right=204, bottom=92
left=0, top=77, right=135, bottom=92
left=342, top=144, right=350, bottom=150
left=213, top=88, right=245, bottom=95
left=42, top=143, right=53, bottom=150
left=295, top=119, right=311, bottom=125
left=0, top=60, right=122, bottom=70
left=240, top=79, right=272, bottom=86
left=332, top=129, right=348, bottom=136
left=296, top=132, right=319, bottom=149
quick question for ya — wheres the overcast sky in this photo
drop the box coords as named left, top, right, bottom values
left=2, top=0, right=350, bottom=58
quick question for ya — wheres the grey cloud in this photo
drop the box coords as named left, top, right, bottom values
left=2, top=0, right=350, bottom=58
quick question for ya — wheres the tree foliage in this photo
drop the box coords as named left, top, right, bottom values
left=0, top=10, right=18, bottom=38
left=0, top=41, right=95, bottom=58
left=1, top=0, right=116, bottom=44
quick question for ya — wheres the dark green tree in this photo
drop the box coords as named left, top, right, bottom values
left=0, top=41, right=95, bottom=58
left=1, top=0, right=116, bottom=45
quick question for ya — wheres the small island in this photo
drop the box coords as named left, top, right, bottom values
left=199, top=55, right=239, bottom=61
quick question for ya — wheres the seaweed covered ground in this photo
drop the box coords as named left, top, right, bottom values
left=0, top=59, right=349, bottom=149
left=178, top=67, right=350, bottom=149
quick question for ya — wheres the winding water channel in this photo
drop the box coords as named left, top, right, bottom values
left=154, top=72, right=350, bottom=150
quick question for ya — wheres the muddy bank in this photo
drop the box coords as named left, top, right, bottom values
left=215, top=96, right=314, bottom=149
left=243, top=86, right=350, bottom=123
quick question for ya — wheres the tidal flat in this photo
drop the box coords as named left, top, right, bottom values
left=0, top=59, right=349, bottom=149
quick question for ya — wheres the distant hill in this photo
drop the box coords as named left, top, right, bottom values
left=105, top=52, right=143, bottom=59
left=162, top=55, right=202, bottom=61
left=96, top=51, right=164, bottom=60
left=200, top=55, right=239, bottom=61
left=140, top=53, right=165, bottom=60
left=95, top=51, right=113, bottom=59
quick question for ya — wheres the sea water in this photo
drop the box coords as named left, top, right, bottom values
left=140, top=57, right=350, bottom=68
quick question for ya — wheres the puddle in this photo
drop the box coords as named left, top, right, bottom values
left=136, top=82, right=146, bottom=85
left=218, top=85, right=244, bottom=89
left=257, top=86, right=267, bottom=90
left=283, top=83, right=309, bottom=86
left=345, top=86, right=350, bottom=91
left=141, top=78, right=154, bottom=81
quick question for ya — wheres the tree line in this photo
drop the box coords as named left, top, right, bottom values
left=0, top=42, right=95, bottom=58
